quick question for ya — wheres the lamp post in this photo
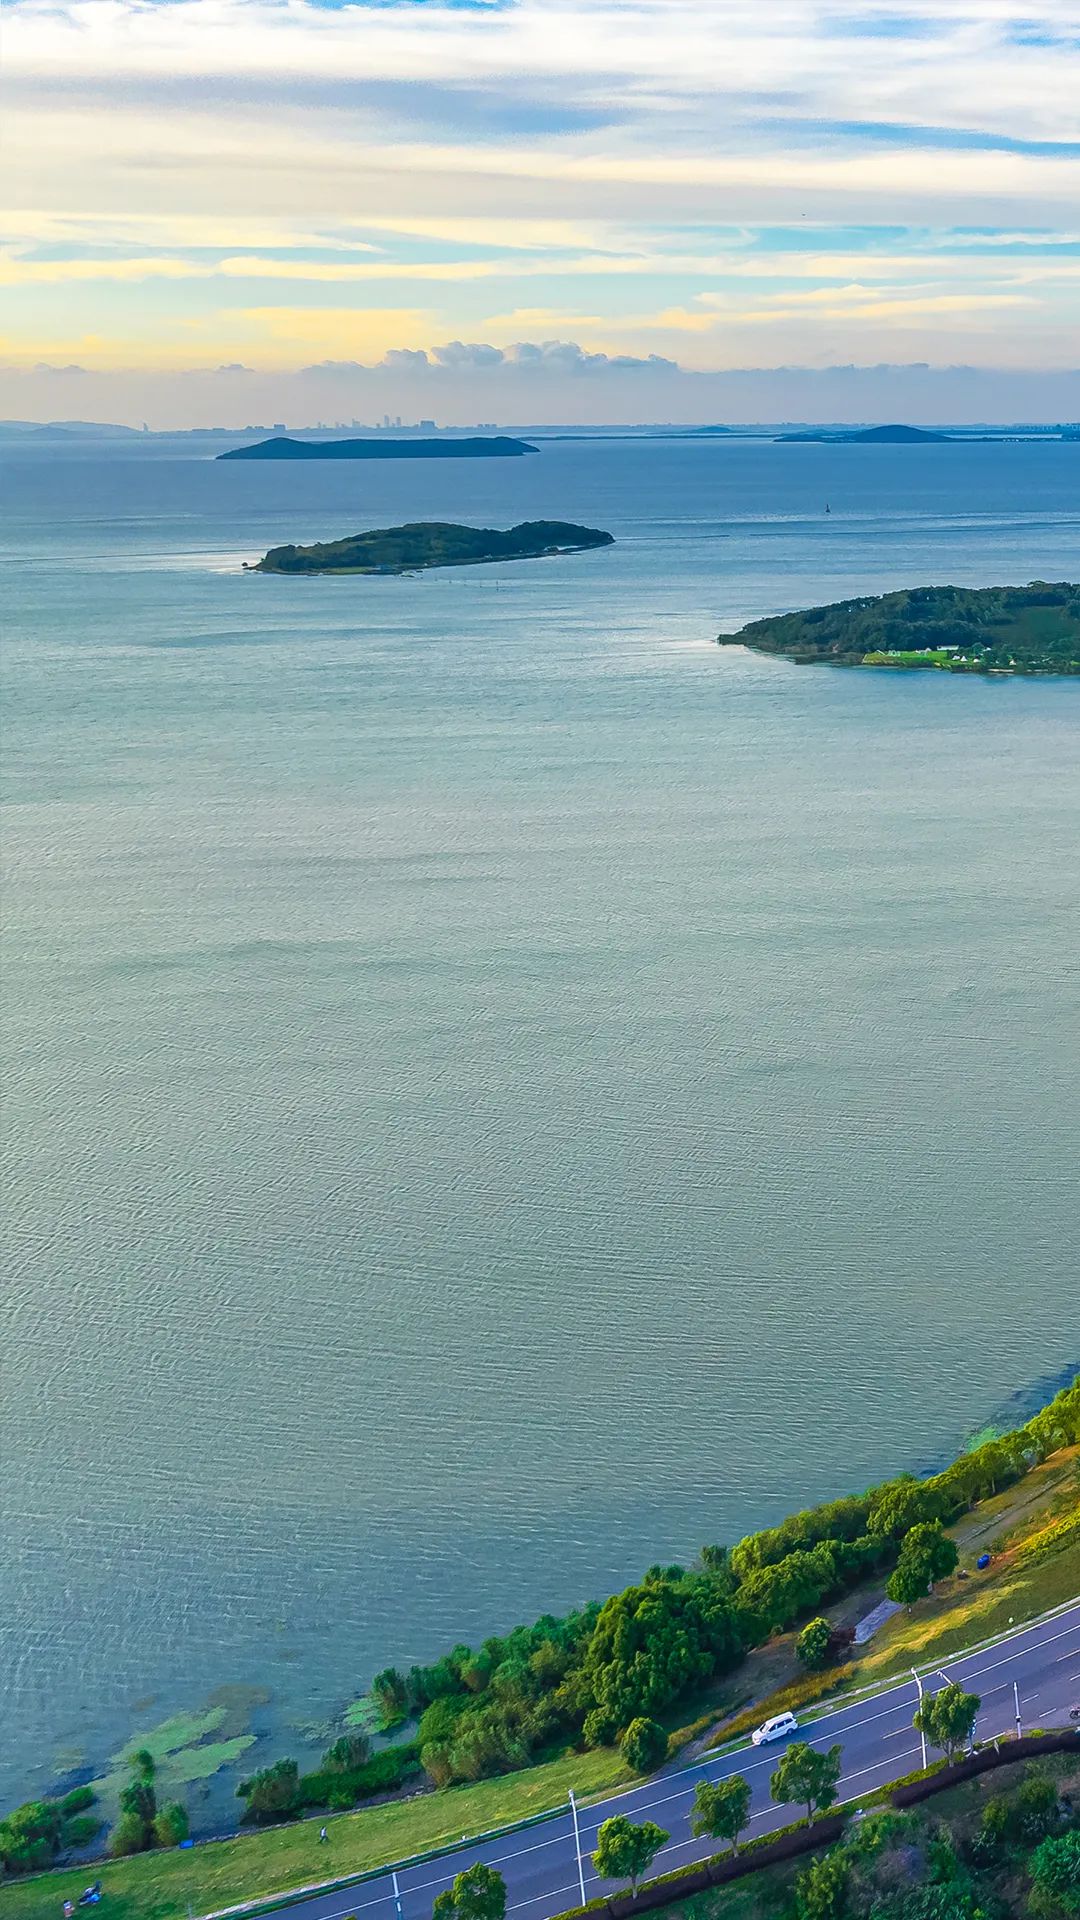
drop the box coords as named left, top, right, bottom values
left=912, top=1669, right=927, bottom=1770
left=569, top=1790, right=587, bottom=1908
left=1014, top=1682, right=1023, bottom=1740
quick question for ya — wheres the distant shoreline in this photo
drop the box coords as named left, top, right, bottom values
left=219, top=435, right=537, bottom=463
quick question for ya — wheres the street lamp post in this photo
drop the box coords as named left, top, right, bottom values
left=569, top=1790, right=587, bottom=1908
left=1014, top=1682, right=1023, bottom=1740
left=911, top=1669, right=927, bottom=1770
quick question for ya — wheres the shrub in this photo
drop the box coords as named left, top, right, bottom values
left=0, top=1801, right=63, bottom=1875
left=61, top=1814, right=102, bottom=1850
left=297, top=1743, right=422, bottom=1810
left=322, top=1732, right=371, bottom=1774
left=619, top=1718, right=668, bottom=1775
left=153, top=1803, right=190, bottom=1848
left=582, top=1708, right=617, bottom=1749
left=237, top=1758, right=301, bottom=1824
left=1015, top=1771, right=1062, bottom=1844
left=109, top=1809, right=152, bottom=1857
left=797, top=1618, right=833, bottom=1670
left=792, top=1846, right=850, bottom=1920
left=58, top=1787, right=96, bottom=1817
left=1030, top=1829, right=1080, bottom=1912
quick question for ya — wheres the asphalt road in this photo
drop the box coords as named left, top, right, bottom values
left=261, top=1603, right=1080, bottom=1920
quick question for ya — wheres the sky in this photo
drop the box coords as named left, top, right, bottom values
left=4, top=0, right=1080, bottom=424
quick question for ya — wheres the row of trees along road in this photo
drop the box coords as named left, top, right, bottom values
left=221, top=1383, right=1079, bottom=1820
left=425, top=1682, right=981, bottom=1916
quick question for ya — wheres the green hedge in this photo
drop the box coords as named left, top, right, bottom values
left=297, top=1743, right=423, bottom=1812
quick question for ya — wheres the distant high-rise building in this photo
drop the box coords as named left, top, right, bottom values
left=419, top=419, right=436, bottom=431
left=272, top=423, right=286, bottom=435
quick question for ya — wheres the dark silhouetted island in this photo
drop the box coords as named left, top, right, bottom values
left=719, top=582, right=1080, bottom=675
left=219, top=435, right=536, bottom=461
left=250, top=520, right=615, bottom=575
left=775, top=424, right=951, bottom=444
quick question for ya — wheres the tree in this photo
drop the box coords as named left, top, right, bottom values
left=886, top=1523, right=958, bottom=1605
left=912, top=1683, right=979, bottom=1764
left=793, top=1847, right=850, bottom=1920
left=0, top=1800, right=64, bottom=1875
left=237, top=1758, right=301, bottom=1823
left=112, top=1749, right=158, bottom=1855
left=109, top=1810, right=152, bottom=1858
left=592, top=1815, right=669, bottom=1896
left=866, top=1479, right=946, bottom=1540
left=322, top=1732, right=371, bottom=1773
left=619, top=1718, right=668, bottom=1775
left=431, top=1863, right=507, bottom=1920
left=796, top=1618, right=833, bottom=1670
left=691, top=1774, right=751, bottom=1854
left=584, top=1573, right=741, bottom=1729
left=372, top=1667, right=410, bottom=1728
left=153, top=1802, right=190, bottom=1848
left=769, top=1743, right=843, bottom=1824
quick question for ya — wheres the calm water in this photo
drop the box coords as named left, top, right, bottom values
left=1, top=437, right=1078, bottom=1824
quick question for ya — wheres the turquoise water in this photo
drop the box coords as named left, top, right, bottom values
left=1, top=437, right=1078, bottom=1824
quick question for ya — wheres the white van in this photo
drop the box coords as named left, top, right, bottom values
left=751, top=1711, right=799, bottom=1746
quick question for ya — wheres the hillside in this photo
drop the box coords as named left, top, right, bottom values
left=721, top=581, right=1080, bottom=674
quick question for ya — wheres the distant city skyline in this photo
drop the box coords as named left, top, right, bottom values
left=4, top=0, right=1080, bottom=422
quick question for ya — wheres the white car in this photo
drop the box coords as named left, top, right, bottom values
left=751, top=1710, right=799, bottom=1746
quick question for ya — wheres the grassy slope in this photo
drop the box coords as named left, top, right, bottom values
left=712, top=1445, right=1080, bottom=1743
left=4, top=1451, right=1076, bottom=1920
left=0, top=1749, right=624, bottom=1920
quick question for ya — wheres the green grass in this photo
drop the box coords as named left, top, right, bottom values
left=862, top=648, right=954, bottom=668
left=0, top=1747, right=626, bottom=1920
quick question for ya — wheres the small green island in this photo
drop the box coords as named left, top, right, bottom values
left=249, top=520, right=615, bottom=575
left=720, top=582, right=1080, bottom=675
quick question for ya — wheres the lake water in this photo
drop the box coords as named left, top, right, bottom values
left=1, top=435, right=1078, bottom=1825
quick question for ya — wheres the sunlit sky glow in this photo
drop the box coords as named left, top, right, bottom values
left=4, top=0, right=1080, bottom=421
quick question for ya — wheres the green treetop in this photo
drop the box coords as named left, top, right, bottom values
left=770, top=1743, right=844, bottom=1824
left=592, top=1815, right=669, bottom=1895
left=691, top=1773, right=752, bottom=1853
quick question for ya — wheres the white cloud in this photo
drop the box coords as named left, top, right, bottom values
left=4, top=0, right=1079, bottom=393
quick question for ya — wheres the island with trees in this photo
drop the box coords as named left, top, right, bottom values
left=775, top=424, right=952, bottom=444
left=249, top=520, right=615, bottom=575
left=219, top=435, right=536, bottom=461
left=720, top=581, right=1080, bottom=674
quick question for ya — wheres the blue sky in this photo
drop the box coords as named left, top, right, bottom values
left=3, top=0, right=1079, bottom=421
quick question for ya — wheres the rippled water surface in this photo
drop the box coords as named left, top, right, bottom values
left=2, top=436, right=1078, bottom=1820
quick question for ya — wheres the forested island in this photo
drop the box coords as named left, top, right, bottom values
left=219, top=435, right=535, bottom=461
left=775, top=424, right=951, bottom=444
left=720, top=582, right=1080, bottom=674
left=250, top=520, right=614, bottom=574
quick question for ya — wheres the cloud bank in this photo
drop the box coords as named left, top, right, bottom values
left=4, top=0, right=1079, bottom=416
left=5, top=346, right=1078, bottom=429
